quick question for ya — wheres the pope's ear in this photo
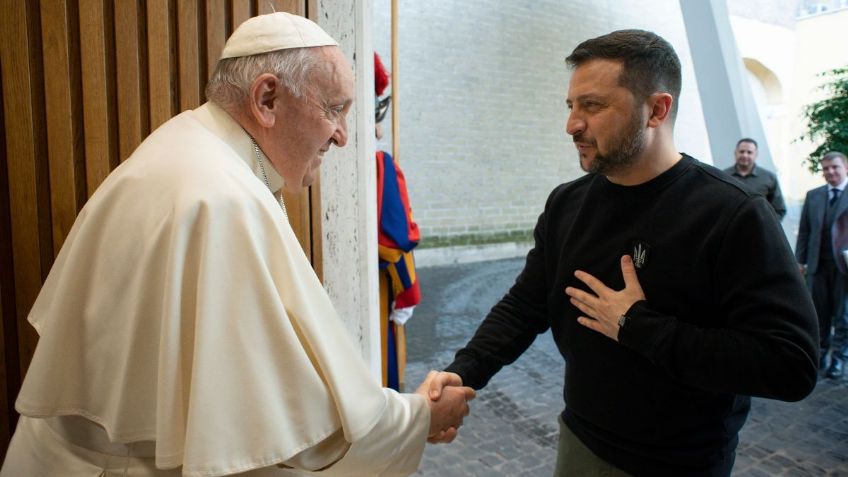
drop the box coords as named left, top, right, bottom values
left=248, top=73, right=279, bottom=128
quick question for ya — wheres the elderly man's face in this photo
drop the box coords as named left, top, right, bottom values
left=273, top=47, right=354, bottom=191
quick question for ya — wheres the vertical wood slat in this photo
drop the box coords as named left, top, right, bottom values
left=148, top=0, right=176, bottom=130
left=41, top=0, right=86, bottom=254
left=115, top=0, right=147, bottom=161
left=178, top=0, right=202, bottom=111
left=283, top=190, right=312, bottom=260
left=79, top=0, right=118, bottom=196
left=306, top=0, right=322, bottom=282
left=259, top=0, right=303, bottom=15
left=0, top=53, right=19, bottom=460
left=206, top=1, right=227, bottom=82
left=1, top=0, right=51, bottom=381
left=257, top=0, right=275, bottom=14
left=286, top=0, right=305, bottom=16
left=0, top=278, right=8, bottom=457
left=230, top=0, right=252, bottom=31
left=309, top=182, right=323, bottom=282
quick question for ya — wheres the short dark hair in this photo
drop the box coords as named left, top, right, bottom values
left=565, top=29, right=682, bottom=120
left=736, top=138, right=758, bottom=149
left=823, top=151, right=848, bottom=164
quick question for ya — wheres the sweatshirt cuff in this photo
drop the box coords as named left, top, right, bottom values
left=444, top=357, right=485, bottom=390
left=617, top=300, right=675, bottom=363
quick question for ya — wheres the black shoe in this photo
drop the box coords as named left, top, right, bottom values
left=826, top=357, right=844, bottom=379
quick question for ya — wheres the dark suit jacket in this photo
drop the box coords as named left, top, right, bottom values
left=796, top=184, right=848, bottom=274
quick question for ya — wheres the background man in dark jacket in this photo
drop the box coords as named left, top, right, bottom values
left=723, top=137, right=786, bottom=220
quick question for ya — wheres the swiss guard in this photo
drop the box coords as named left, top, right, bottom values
left=375, top=52, right=421, bottom=391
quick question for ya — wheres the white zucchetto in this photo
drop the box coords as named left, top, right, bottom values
left=220, top=12, right=338, bottom=60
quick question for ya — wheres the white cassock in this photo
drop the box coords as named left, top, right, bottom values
left=1, top=102, right=429, bottom=476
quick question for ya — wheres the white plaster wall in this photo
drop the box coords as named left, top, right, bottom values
left=316, top=0, right=381, bottom=375
left=731, top=16, right=796, bottom=82
left=730, top=15, right=798, bottom=197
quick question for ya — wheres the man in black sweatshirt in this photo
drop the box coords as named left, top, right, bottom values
left=428, top=29, right=818, bottom=476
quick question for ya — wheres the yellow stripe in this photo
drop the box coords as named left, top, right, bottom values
left=378, top=244, right=403, bottom=263
left=379, top=273, right=389, bottom=386
left=401, top=251, right=417, bottom=282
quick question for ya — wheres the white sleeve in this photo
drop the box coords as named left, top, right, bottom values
left=281, top=389, right=430, bottom=477
left=389, top=306, right=415, bottom=326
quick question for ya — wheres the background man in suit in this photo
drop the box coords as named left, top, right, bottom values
left=796, top=150, right=848, bottom=379
left=723, top=138, right=786, bottom=220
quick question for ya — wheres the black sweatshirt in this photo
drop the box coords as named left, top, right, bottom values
left=445, top=155, right=818, bottom=476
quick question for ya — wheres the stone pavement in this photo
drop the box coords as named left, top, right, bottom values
left=404, top=256, right=848, bottom=476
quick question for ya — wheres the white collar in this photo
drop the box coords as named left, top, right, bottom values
left=192, top=102, right=285, bottom=195
left=830, top=179, right=848, bottom=193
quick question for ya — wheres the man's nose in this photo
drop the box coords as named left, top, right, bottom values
left=333, top=117, right=348, bottom=148
left=566, top=112, right=583, bottom=137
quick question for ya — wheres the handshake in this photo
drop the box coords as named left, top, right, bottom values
left=415, top=371, right=476, bottom=444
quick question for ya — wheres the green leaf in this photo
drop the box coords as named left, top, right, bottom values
left=797, top=66, right=848, bottom=172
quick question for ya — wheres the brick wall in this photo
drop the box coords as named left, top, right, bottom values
left=373, top=0, right=710, bottom=248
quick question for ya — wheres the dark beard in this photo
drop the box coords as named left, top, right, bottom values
left=580, top=108, right=646, bottom=176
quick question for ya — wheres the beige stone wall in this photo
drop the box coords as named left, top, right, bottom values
left=787, top=8, right=848, bottom=198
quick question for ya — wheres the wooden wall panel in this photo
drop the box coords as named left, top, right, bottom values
left=0, top=279, right=8, bottom=456
left=1, top=0, right=52, bottom=380
left=178, top=0, right=203, bottom=110
left=0, top=0, right=318, bottom=456
left=79, top=0, right=118, bottom=196
left=41, top=0, right=86, bottom=253
left=115, top=0, right=148, bottom=161
left=307, top=0, right=322, bottom=282
left=0, top=54, right=21, bottom=460
left=206, top=1, right=227, bottom=82
left=309, top=181, right=323, bottom=282
left=261, top=0, right=304, bottom=15
left=0, top=0, right=52, bottom=455
left=283, top=190, right=312, bottom=259
left=231, top=0, right=253, bottom=31
left=148, top=0, right=177, bottom=130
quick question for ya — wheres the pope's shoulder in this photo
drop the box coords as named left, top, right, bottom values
left=82, top=111, right=265, bottom=225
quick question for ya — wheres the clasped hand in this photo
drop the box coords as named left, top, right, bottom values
left=564, top=255, right=646, bottom=342
left=415, top=371, right=475, bottom=444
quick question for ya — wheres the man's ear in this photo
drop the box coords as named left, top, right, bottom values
left=248, top=73, right=280, bottom=128
left=646, top=92, right=673, bottom=128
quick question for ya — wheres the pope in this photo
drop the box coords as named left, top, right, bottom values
left=1, top=12, right=474, bottom=477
